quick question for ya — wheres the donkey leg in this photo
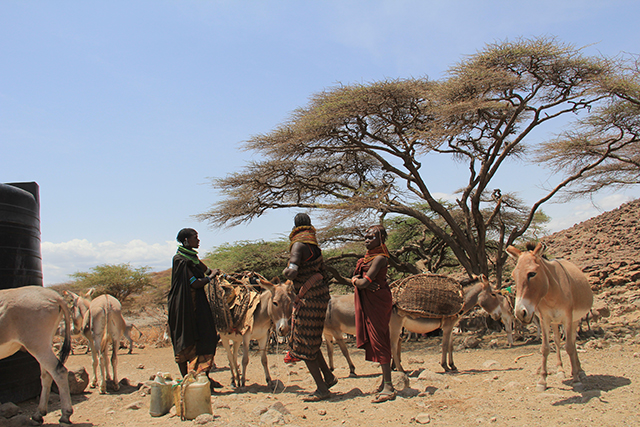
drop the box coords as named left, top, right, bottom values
left=335, top=335, right=357, bottom=377
left=551, top=323, right=564, bottom=378
left=565, top=320, right=586, bottom=385
left=221, top=337, right=237, bottom=387
left=442, top=318, right=457, bottom=372
left=324, top=333, right=336, bottom=371
left=111, top=339, right=120, bottom=391
left=389, top=313, right=405, bottom=374
left=241, top=333, right=252, bottom=388
left=99, top=346, right=109, bottom=394
left=537, top=318, right=551, bottom=391
left=32, top=347, right=73, bottom=425
left=257, top=335, right=273, bottom=387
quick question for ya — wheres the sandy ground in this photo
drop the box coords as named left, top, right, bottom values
left=4, top=327, right=640, bottom=427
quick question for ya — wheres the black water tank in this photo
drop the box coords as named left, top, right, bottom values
left=0, top=182, right=44, bottom=403
left=0, top=182, right=43, bottom=287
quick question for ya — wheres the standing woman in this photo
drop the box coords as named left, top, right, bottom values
left=282, top=213, right=338, bottom=402
left=168, top=228, right=222, bottom=389
left=351, top=225, right=396, bottom=403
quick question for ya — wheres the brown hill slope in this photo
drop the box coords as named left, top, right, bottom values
left=539, top=198, right=640, bottom=329
left=542, top=198, right=640, bottom=290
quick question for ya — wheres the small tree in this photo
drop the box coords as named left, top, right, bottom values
left=70, top=263, right=151, bottom=303
left=205, top=240, right=290, bottom=281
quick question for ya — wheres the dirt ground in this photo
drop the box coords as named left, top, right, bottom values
left=4, top=325, right=640, bottom=427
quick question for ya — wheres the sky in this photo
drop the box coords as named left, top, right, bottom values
left=2, top=1, right=640, bottom=285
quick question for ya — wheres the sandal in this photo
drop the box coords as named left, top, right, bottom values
left=371, top=390, right=396, bottom=403
left=302, top=391, right=331, bottom=402
left=325, top=376, right=338, bottom=390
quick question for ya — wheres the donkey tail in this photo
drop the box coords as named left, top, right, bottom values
left=57, top=299, right=72, bottom=368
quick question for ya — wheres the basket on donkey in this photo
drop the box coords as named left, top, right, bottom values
left=390, top=273, right=464, bottom=318
left=205, top=271, right=264, bottom=335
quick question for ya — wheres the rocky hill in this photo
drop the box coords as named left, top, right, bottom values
left=541, top=198, right=640, bottom=332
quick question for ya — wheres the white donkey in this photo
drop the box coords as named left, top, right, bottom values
left=0, top=286, right=74, bottom=425
left=67, top=290, right=127, bottom=393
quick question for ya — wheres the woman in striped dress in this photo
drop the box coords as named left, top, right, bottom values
left=283, top=213, right=338, bottom=402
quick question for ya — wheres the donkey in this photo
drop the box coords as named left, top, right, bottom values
left=323, top=275, right=514, bottom=375
left=507, top=242, right=593, bottom=390
left=218, top=278, right=295, bottom=388
left=0, top=286, right=74, bottom=425
left=67, top=291, right=128, bottom=393
left=391, top=274, right=514, bottom=373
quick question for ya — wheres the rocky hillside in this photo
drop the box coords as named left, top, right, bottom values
left=541, top=198, right=640, bottom=332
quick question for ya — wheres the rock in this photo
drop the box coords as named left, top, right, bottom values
left=252, top=405, right=268, bottom=416
left=67, top=366, right=89, bottom=394
left=124, top=401, right=143, bottom=410
left=6, top=414, right=30, bottom=427
left=459, top=336, right=481, bottom=349
left=194, top=413, right=215, bottom=424
left=0, top=402, right=20, bottom=418
left=392, top=371, right=410, bottom=390
left=270, top=401, right=291, bottom=415
left=260, top=408, right=285, bottom=424
left=415, top=412, right=431, bottom=424
left=418, top=370, right=444, bottom=382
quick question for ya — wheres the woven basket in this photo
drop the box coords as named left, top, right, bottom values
left=206, top=271, right=262, bottom=334
left=390, top=273, right=463, bottom=318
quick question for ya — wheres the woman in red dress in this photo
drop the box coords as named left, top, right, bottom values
left=351, top=225, right=396, bottom=403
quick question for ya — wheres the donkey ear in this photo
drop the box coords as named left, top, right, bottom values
left=480, top=274, right=493, bottom=289
left=258, top=279, right=276, bottom=295
left=285, top=280, right=296, bottom=296
left=505, top=246, right=521, bottom=260
left=532, top=242, right=545, bottom=257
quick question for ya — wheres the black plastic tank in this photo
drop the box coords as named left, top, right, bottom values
left=0, top=182, right=44, bottom=403
left=0, top=182, right=43, bottom=287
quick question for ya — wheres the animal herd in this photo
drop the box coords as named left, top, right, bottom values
left=0, top=242, right=594, bottom=426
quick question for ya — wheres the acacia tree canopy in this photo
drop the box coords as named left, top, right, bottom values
left=200, top=37, right=636, bottom=278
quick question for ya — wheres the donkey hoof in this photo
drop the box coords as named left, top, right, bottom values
left=536, top=383, right=547, bottom=392
left=30, top=413, right=44, bottom=425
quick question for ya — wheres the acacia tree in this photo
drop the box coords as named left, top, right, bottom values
left=69, top=263, right=151, bottom=303
left=538, top=55, right=640, bottom=195
left=200, top=37, right=633, bottom=280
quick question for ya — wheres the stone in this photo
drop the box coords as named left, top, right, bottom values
left=260, top=408, right=285, bottom=425
left=415, top=412, right=431, bottom=424
left=194, top=413, right=215, bottom=424
left=0, top=402, right=20, bottom=418
left=67, top=366, right=90, bottom=394
left=270, top=401, right=291, bottom=415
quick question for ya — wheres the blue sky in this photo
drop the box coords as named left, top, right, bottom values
left=2, top=1, right=640, bottom=285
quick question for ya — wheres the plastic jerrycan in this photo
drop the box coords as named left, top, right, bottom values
left=149, top=373, right=175, bottom=417
left=182, top=373, right=212, bottom=420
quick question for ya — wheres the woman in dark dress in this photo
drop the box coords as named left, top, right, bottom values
left=167, top=228, right=222, bottom=388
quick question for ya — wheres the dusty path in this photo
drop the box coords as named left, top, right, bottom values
left=4, top=330, right=640, bottom=427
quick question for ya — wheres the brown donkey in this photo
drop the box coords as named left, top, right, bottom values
left=507, top=242, right=593, bottom=390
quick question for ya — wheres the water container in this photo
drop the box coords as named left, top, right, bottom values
left=0, top=182, right=42, bottom=404
left=0, top=182, right=42, bottom=288
left=178, top=373, right=212, bottom=420
left=149, top=373, right=175, bottom=417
